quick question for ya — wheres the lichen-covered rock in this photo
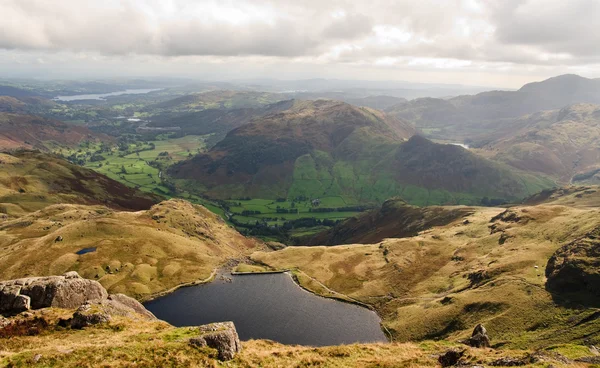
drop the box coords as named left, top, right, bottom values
left=108, top=294, right=156, bottom=320
left=71, top=302, right=112, bottom=329
left=0, top=272, right=108, bottom=315
left=546, top=227, right=600, bottom=300
left=189, top=322, right=242, bottom=361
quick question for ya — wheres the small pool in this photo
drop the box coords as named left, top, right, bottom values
left=76, top=247, right=97, bottom=255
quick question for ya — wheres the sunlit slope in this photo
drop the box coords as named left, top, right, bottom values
left=254, top=194, right=600, bottom=349
left=0, top=199, right=261, bottom=299
left=0, top=150, right=159, bottom=216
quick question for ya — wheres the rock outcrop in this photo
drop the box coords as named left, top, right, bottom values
left=71, top=302, right=112, bottom=329
left=188, top=322, right=242, bottom=361
left=438, top=349, right=465, bottom=367
left=546, top=226, right=600, bottom=301
left=0, top=271, right=108, bottom=315
left=0, top=272, right=157, bottom=324
left=465, top=324, right=491, bottom=348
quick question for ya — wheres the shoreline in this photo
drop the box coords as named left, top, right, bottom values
left=140, top=265, right=391, bottom=342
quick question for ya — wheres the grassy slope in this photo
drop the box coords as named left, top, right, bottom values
left=0, top=309, right=586, bottom=367
left=0, top=151, right=159, bottom=216
left=301, top=197, right=474, bottom=245
left=0, top=112, right=111, bottom=151
left=0, top=199, right=261, bottom=299
left=253, top=197, right=600, bottom=350
left=480, top=104, right=600, bottom=184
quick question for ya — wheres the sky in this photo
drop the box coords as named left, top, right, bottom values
left=1, top=0, right=599, bottom=88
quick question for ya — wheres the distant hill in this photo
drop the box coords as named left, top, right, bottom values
left=343, top=95, right=407, bottom=110
left=169, top=100, right=551, bottom=205
left=386, top=74, right=600, bottom=143
left=300, top=197, right=473, bottom=245
left=0, top=112, right=111, bottom=150
left=0, top=150, right=159, bottom=216
left=0, top=86, right=41, bottom=98
left=480, top=104, right=600, bottom=183
left=148, top=90, right=287, bottom=112
left=149, top=100, right=294, bottom=147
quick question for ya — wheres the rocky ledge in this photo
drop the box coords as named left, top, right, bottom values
left=546, top=226, right=600, bottom=301
left=0, top=272, right=242, bottom=361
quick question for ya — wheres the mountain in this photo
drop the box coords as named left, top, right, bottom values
left=479, top=104, right=600, bottom=183
left=0, top=150, right=159, bottom=216
left=0, top=112, right=111, bottom=150
left=386, top=74, right=600, bottom=143
left=300, top=197, right=473, bottom=245
left=169, top=100, right=551, bottom=205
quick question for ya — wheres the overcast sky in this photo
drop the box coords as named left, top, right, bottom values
left=1, top=0, right=599, bottom=88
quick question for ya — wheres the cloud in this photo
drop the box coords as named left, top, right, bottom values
left=0, top=0, right=599, bottom=83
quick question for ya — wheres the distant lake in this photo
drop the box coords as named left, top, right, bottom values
left=53, top=88, right=161, bottom=101
left=449, top=142, right=470, bottom=149
left=144, top=272, right=387, bottom=346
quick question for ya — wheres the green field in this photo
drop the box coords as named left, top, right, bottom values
left=60, top=135, right=209, bottom=194
left=226, top=197, right=364, bottom=226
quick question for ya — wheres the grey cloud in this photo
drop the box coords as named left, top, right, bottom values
left=321, top=14, right=374, bottom=40
left=490, top=0, right=600, bottom=58
left=0, top=0, right=599, bottom=69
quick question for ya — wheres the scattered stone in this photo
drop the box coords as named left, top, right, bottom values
left=590, top=345, right=599, bottom=355
left=467, top=270, right=490, bottom=287
left=465, top=324, right=491, bottom=348
left=438, top=349, right=465, bottom=367
left=70, top=302, right=111, bottom=329
left=188, top=321, right=242, bottom=361
left=489, top=353, right=541, bottom=366
left=55, top=236, right=63, bottom=242
left=33, top=354, right=42, bottom=363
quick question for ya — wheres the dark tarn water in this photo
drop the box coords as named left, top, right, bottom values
left=76, top=247, right=97, bottom=255
left=144, top=272, right=387, bottom=346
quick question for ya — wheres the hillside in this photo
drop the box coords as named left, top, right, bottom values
left=479, top=104, right=600, bottom=184
left=169, top=100, right=550, bottom=205
left=301, top=197, right=473, bottom=245
left=149, top=100, right=294, bottom=146
left=0, top=150, right=159, bottom=216
left=387, top=74, right=600, bottom=143
left=253, top=189, right=600, bottom=349
left=0, top=112, right=110, bottom=150
left=169, top=99, right=416, bottom=201
left=0, top=199, right=261, bottom=299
